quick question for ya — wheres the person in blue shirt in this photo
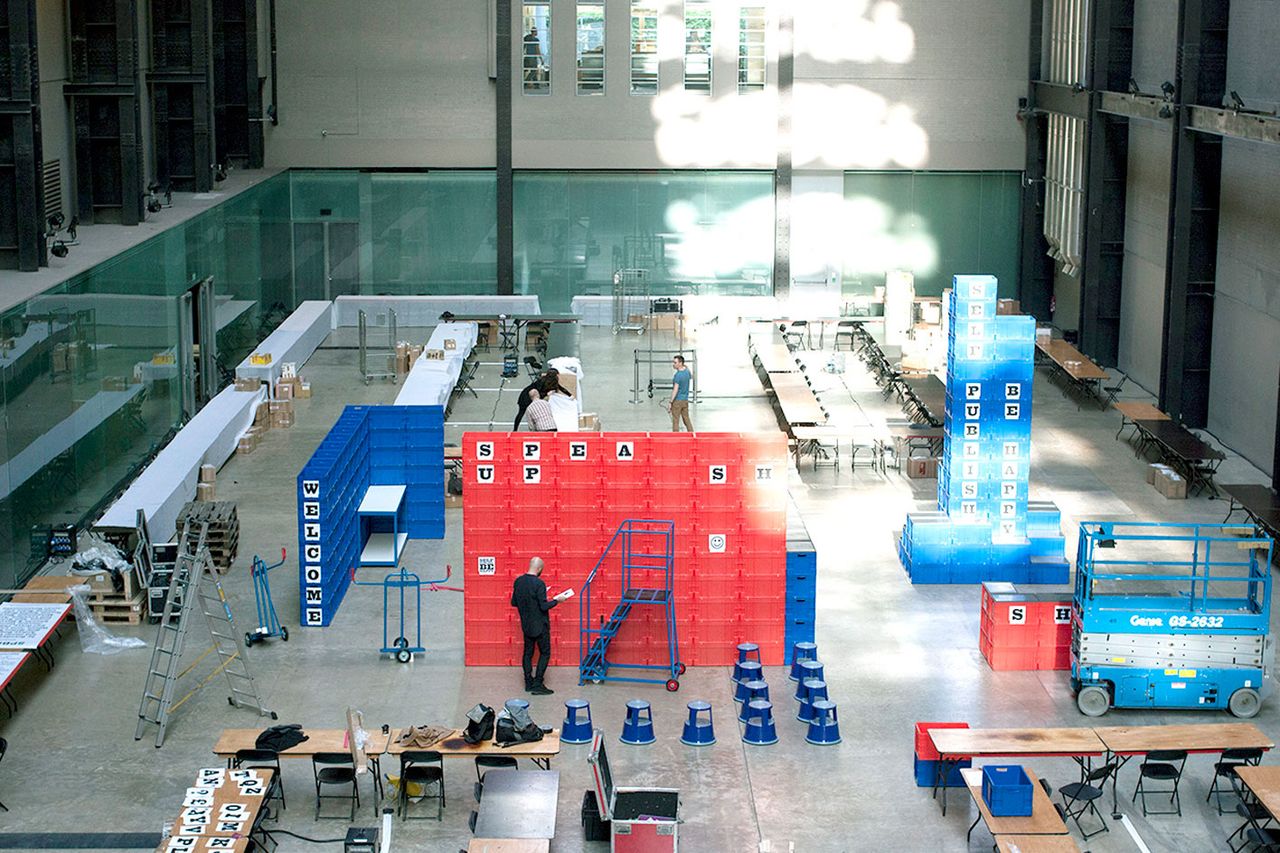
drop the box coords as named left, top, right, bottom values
left=669, top=355, right=692, bottom=431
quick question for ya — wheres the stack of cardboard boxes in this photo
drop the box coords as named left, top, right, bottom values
left=395, top=341, right=425, bottom=375
left=197, top=463, right=216, bottom=501
left=233, top=372, right=311, bottom=456
left=1147, top=463, right=1188, bottom=499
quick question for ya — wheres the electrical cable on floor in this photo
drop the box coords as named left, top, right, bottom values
left=738, top=720, right=765, bottom=846
left=268, top=828, right=348, bottom=844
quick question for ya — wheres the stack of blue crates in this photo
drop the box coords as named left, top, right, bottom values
left=899, top=275, right=1067, bottom=584
left=297, top=405, right=445, bottom=627
left=785, top=496, right=816, bottom=647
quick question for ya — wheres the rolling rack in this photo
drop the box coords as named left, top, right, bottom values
left=358, top=308, right=398, bottom=384
left=612, top=269, right=649, bottom=335
left=579, top=520, right=685, bottom=691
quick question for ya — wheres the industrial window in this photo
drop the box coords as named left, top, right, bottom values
left=684, top=0, right=712, bottom=94
left=577, top=2, right=606, bottom=94
left=630, top=2, right=658, bottom=94
left=738, top=6, right=765, bottom=93
left=522, top=3, right=551, bottom=94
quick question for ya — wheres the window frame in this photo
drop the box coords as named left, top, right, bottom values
left=629, top=1, right=659, bottom=95
left=683, top=0, right=712, bottom=95
left=737, top=5, right=766, bottom=93
left=576, top=1, right=606, bottom=95
left=522, top=2, right=552, bottom=95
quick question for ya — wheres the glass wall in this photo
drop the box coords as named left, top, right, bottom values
left=513, top=171, right=774, bottom=311
left=0, top=171, right=291, bottom=589
left=842, top=171, right=1022, bottom=298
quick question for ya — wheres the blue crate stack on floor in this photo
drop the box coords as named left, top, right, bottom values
left=899, top=275, right=1068, bottom=585
left=784, top=496, right=817, bottom=649
left=297, top=404, right=445, bottom=627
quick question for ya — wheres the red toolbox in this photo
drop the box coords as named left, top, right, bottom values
left=588, top=731, right=680, bottom=852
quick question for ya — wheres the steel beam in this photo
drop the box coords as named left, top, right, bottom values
left=1188, top=105, right=1280, bottom=145
left=212, top=0, right=263, bottom=168
left=0, top=0, right=45, bottom=270
left=1018, top=0, right=1054, bottom=319
left=495, top=0, right=513, bottom=295
left=1077, top=0, right=1134, bottom=366
left=1032, top=81, right=1089, bottom=120
left=150, top=0, right=214, bottom=192
left=1159, top=0, right=1228, bottom=426
left=1098, top=91, right=1173, bottom=123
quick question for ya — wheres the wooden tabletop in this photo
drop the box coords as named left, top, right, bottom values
left=1093, top=722, right=1273, bottom=755
left=1134, top=418, right=1226, bottom=462
left=931, top=727, right=1106, bottom=758
left=213, top=728, right=393, bottom=757
left=1236, top=766, right=1280, bottom=821
left=1036, top=339, right=1108, bottom=381
left=468, top=840, right=551, bottom=853
left=768, top=374, right=825, bottom=426
left=385, top=728, right=562, bottom=758
left=1113, top=401, right=1168, bottom=421
left=155, top=768, right=274, bottom=852
left=960, top=767, right=1067, bottom=836
left=996, top=835, right=1081, bottom=852
left=755, top=344, right=798, bottom=373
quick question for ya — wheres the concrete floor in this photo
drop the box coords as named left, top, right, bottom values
left=1, top=318, right=1277, bottom=852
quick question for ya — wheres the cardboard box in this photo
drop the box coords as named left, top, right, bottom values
left=272, top=411, right=295, bottom=429
left=275, top=380, right=294, bottom=400
left=1155, top=468, right=1187, bottom=499
left=237, top=437, right=256, bottom=456
left=269, top=400, right=293, bottom=415
left=906, top=456, right=938, bottom=479
left=235, top=377, right=260, bottom=392
left=102, top=376, right=128, bottom=391
left=196, top=482, right=216, bottom=502
left=199, top=464, right=216, bottom=484
left=558, top=372, right=579, bottom=398
left=578, top=412, right=601, bottom=431
left=1146, top=463, right=1171, bottom=485
left=298, top=382, right=312, bottom=399
left=997, top=299, right=1021, bottom=315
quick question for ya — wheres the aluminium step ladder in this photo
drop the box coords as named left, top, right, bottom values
left=579, top=519, right=685, bottom=691
left=135, top=523, right=276, bottom=747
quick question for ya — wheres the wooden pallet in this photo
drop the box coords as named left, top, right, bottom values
left=91, top=591, right=146, bottom=625
left=176, top=501, right=240, bottom=572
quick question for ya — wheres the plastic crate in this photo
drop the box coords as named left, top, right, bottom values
left=982, top=765, right=1033, bottom=816
left=913, top=722, right=970, bottom=760
left=913, top=756, right=972, bottom=788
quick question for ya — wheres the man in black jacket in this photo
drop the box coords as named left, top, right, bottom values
left=511, top=556, right=571, bottom=694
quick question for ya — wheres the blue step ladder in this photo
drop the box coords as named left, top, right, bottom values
left=579, top=520, right=685, bottom=692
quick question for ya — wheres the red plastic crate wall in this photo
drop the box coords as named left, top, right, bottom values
left=978, top=584, right=1072, bottom=671
left=462, top=432, right=788, bottom=667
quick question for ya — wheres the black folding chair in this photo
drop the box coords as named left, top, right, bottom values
left=234, top=748, right=285, bottom=812
left=1209, top=748, right=1265, bottom=815
left=1133, top=749, right=1188, bottom=816
left=311, top=752, right=360, bottom=820
left=1059, top=762, right=1115, bottom=839
left=398, top=750, right=445, bottom=821
left=1101, top=373, right=1128, bottom=406
left=0, top=737, right=8, bottom=812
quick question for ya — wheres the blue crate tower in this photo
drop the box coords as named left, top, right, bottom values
left=297, top=404, right=446, bottom=626
left=898, top=275, right=1067, bottom=584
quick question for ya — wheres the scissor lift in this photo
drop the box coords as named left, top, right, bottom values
left=579, top=520, right=685, bottom=691
left=1070, top=521, right=1275, bottom=718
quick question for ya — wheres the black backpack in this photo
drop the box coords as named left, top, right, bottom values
left=496, top=716, right=545, bottom=746
left=463, top=704, right=495, bottom=745
left=255, top=723, right=308, bottom=752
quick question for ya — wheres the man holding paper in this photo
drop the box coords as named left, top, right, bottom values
left=510, top=556, right=572, bottom=695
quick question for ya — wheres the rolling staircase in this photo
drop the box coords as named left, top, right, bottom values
left=579, top=520, right=685, bottom=691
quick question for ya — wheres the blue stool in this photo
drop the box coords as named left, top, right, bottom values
left=806, top=700, right=841, bottom=745
left=742, top=700, right=778, bottom=746
left=737, top=681, right=770, bottom=722
left=680, top=700, right=716, bottom=746
left=561, top=699, right=593, bottom=745
left=735, top=660, right=762, bottom=691
left=788, top=642, right=818, bottom=681
left=793, top=660, right=824, bottom=700
left=506, top=698, right=530, bottom=715
left=620, top=700, right=656, bottom=745
left=734, top=665, right=763, bottom=702
left=732, top=643, right=762, bottom=683
left=796, top=678, right=828, bottom=723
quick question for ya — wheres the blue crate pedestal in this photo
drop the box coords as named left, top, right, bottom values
left=913, top=756, right=971, bottom=788
left=982, top=765, right=1033, bottom=817
left=898, top=275, right=1067, bottom=584
left=358, top=485, right=408, bottom=566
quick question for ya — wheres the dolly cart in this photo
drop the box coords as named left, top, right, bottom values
left=351, top=564, right=458, bottom=662
left=588, top=730, right=681, bottom=851
left=1071, top=521, right=1275, bottom=717
left=245, top=549, right=288, bottom=647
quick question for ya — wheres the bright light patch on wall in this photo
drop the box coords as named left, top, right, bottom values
left=795, top=0, right=915, bottom=64
left=843, top=196, right=939, bottom=279
left=651, top=90, right=779, bottom=166
left=792, top=83, right=928, bottom=168
left=663, top=195, right=774, bottom=280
